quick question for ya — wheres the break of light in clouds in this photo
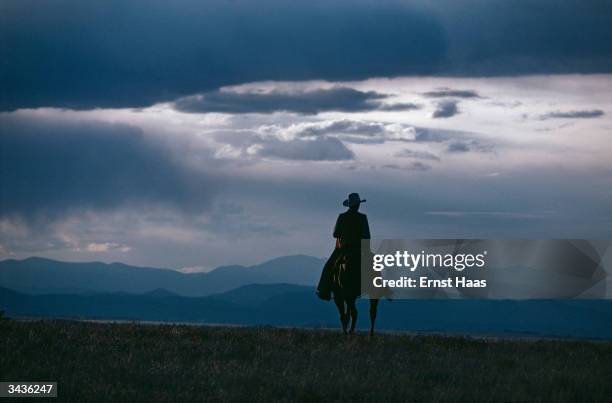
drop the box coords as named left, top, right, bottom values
left=2, top=0, right=612, bottom=270
left=2, top=75, right=611, bottom=269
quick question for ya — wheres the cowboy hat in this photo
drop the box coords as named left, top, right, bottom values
left=343, top=192, right=366, bottom=207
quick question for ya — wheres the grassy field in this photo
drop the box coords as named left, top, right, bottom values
left=1, top=319, right=611, bottom=402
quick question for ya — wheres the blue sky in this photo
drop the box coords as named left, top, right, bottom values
left=1, top=1, right=612, bottom=270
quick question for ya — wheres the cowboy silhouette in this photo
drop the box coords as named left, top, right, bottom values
left=318, top=193, right=381, bottom=334
left=317, top=193, right=369, bottom=300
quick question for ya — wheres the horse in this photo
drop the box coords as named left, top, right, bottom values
left=330, top=250, right=380, bottom=336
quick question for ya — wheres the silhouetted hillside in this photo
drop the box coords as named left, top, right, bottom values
left=1, top=286, right=611, bottom=339
left=213, top=283, right=312, bottom=305
left=3, top=321, right=611, bottom=402
left=0, top=255, right=324, bottom=296
left=143, top=288, right=180, bottom=297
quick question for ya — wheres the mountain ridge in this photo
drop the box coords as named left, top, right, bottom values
left=1, top=285, right=611, bottom=339
left=0, top=255, right=325, bottom=297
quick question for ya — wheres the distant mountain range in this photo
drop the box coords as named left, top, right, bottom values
left=1, top=285, right=612, bottom=339
left=1, top=256, right=612, bottom=339
left=0, top=256, right=325, bottom=296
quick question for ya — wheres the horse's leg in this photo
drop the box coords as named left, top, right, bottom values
left=347, top=297, right=358, bottom=334
left=333, top=292, right=348, bottom=334
left=369, top=298, right=379, bottom=336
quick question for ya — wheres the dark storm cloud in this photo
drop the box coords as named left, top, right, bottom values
left=395, top=148, right=441, bottom=161
left=174, top=88, right=417, bottom=115
left=0, top=0, right=447, bottom=111
left=432, top=100, right=459, bottom=118
left=540, top=110, right=605, bottom=119
left=2, top=0, right=612, bottom=110
left=0, top=115, right=217, bottom=222
left=423, top=89, right=481, bottom=98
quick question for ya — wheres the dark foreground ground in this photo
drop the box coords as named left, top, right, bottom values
left=1, top=320, right=611, bottom=402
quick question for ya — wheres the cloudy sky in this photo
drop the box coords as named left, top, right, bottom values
left=1, top=0, right=612, bottom=270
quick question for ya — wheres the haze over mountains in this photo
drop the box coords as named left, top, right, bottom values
left=0, top=255, right=325, bottom=296
left=1, top=256, right=612, bottom=339
left=1, top=284, right=611, bottom=339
